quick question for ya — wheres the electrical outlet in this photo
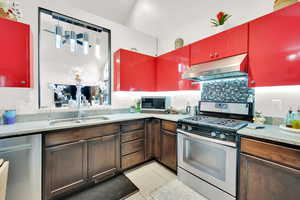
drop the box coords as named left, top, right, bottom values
left=272, top=99, right=282, bottom=114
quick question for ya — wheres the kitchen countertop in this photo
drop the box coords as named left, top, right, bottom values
left=2, top=113, right=300, bottom=147
left=238, top=124, right=300, bottom=147
left=0, top=113, right=189, bottom=139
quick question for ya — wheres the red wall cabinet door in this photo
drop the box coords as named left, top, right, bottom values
left=0, top=18, right=31, bottom=87
left=190, top=23, right=248, bottom=65
left=216, top=23, right=249, bottom=60
left=248, top=3, right=300, bottom=87
left=113, top=49, right=156, bottom=91
left=190, top=37, right=214, bottom=65
left=156, top=46, right=199, bottom=91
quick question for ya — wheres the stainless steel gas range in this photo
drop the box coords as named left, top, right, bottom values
left=177, top=101, right=253, bottom=200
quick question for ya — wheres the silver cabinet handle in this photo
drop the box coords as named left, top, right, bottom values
left=0, top=144, right=32, bottom=153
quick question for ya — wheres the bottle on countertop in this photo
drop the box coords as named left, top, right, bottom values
left=253, top=111, right=266, bottom=124
left=291, top=106, right=300, bottom=129
left=285, top=107, right=294, bottom=128
left=185, top=101, right=191, bottom=114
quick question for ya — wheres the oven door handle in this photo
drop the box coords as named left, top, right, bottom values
left=177, top=129, right=237, bottom=148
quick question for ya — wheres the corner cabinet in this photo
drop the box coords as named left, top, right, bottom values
left=248, top=3, right=300, bottom=87
left=156, top=46, right=199, bottom=91
left=0, top=18, right=31, bottom=88
left=239, top=137, right=300, bottom=200
left=114, top=49, right=156, bottom=91
left=190, top=23, right=248, bottom=65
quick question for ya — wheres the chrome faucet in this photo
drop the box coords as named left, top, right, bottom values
left=76, top=85, right=83, bottom=123
left=75, top=73, right=83, bottom=123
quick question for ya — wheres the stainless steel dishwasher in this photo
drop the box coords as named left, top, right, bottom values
left=0, top=134, right=42, bottom=200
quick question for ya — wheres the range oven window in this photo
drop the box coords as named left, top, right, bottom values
left=183, top=138, right=226, bottom=181
left=142, top=98, right=166, bottom=109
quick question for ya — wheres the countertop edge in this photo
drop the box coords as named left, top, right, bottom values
left=0, top=113, right=186, bottom=139
left=237, top=125, right=300, bottom=147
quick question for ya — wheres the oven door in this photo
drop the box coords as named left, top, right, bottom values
left=178, top=130, right=237, bottom=196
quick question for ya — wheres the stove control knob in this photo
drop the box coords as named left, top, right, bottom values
left=187, top=126, right=192, bottom=131
left=211, top=132, right=217, bottom=137
left=220, top=134, right=226, bottom=140
left=182, top=125, right=186, bottom=130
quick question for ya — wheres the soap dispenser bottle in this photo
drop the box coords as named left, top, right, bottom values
left=292, top=106, right=300, bottom=129
left=285, top=107, right=294, bottom=128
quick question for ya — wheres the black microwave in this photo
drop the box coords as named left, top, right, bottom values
left=141, top=96, right=171, bottom=112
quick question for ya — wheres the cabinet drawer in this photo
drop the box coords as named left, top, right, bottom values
left=241, top=138, right=300, bottom=169
left=122, top=139, right=144, bottom=156
left=122, top=151, right=145, bottom=169
left=121, top=130, right=144, bottom=143
left=161, top=120, right=177, bottom=132
left=121, top=120, right=144, bottom=132
left=45, top=123, right=119, bottom=147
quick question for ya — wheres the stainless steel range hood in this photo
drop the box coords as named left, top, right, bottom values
left=183, top=54, right=248, bottom=81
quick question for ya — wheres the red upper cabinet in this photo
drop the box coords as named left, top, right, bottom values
left=156, top=46, right=199, bottom=91
left=191, top=23, right=249, bottom=65
left=114, top=49, right=156, bottom=91
left=248, top=3, right=300, bottom=87
left=0, top=18, right=31, bottom=88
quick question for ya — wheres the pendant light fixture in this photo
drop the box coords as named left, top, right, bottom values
left=95, top=37, right=101, bottom=59
left=70, top=31, right=77, bottom=52
left=83, top=32, right=89, bottom=55
left=55, top=24, right=63, bottom=49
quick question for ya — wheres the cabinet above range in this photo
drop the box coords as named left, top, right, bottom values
left=190, top=23, right=249, bottom=66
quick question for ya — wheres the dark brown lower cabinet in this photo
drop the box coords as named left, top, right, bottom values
left=152, top=119, right=161, bottom=159
left=145, top=119, right=153, bottom=160
left=44, top=141, right=88, bottom=200
left=120, top=120, right=146, bottom=170
left=160, top=130, right=177, bottom=171
left=239, top=153, right=300, bottom=200
left=87, top=134, right=119, bottom=181
left=44, top=124, right=120, bottom=200
left=122, top=150, right=145, bottom=169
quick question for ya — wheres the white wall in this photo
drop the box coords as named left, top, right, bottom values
left=126, top=0, right=274, bottom=55
left=0, top=0, right=157, bottom=114
left=255, top=86, right=300, bottom=118
left=112, top=91, right=201, bottom=111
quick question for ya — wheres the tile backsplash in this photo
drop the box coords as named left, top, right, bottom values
left=201, top=78, right=254, bottom=103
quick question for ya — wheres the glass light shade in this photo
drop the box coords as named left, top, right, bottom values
left=83, top=32, right=89, bottom=55
left=70, top=31, right=76, bottom=52
left=95, top=38, right=101, bottom=59
left=55, top=25, right=63, bottom=48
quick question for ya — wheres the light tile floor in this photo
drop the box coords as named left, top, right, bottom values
left=124, top=161, right=207, bottom=200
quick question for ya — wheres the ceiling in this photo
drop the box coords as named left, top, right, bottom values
left=65, top=0, right=138, bottom=24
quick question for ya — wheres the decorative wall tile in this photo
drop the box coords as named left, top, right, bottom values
left=201, top=78, right=254, bottom=103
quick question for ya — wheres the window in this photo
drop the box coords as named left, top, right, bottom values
left=38, top=8, right=111, bottom=108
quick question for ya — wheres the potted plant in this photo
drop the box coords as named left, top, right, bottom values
left=211, top=11, right=231, bottom=33
left=274, top=0, right=298, bottom=11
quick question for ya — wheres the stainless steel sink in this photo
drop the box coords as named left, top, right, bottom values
left=49, top=116, right=110, bottom=126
